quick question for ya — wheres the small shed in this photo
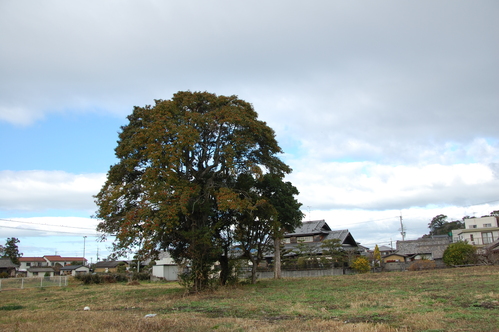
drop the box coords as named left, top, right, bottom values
left=60, top=265, right=90, bottom=276
left=152, top=252, right=180, bottom=281
left=0, top=258, right=18, bottom=277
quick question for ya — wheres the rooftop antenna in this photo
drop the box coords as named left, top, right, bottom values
left=399, top=213, right=406, bottom=241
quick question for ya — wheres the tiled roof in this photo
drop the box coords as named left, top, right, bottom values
left=285, top=220, right=330, bottom=236
left=396, top=237, right=450, bottom=259
left=44, top=255, right=86, bottom=262
left=60, top=265, right=87, bottom=270
left=19, top=257, right=46, bottom=262
left=0, top=258, right=18, bottom=268
left=94, top=260, right=127, bottom=268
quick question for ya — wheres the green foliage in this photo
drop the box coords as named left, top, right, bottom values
left=443, top=241, right=477, bottom=266
left=75, top=273, right=130, bottom=284
left=373, top=244, right=381, bottom=267
left=95, top=91, right=299, bottom=291
left=2, top=238, right=22, bottom=265
left=0, top=272, right=9, bottom=278
left=351, top=256, right=370, bottom=274
left=320, top=239, right=346, bottom=267
left=426, top=214, right=464, bottom=237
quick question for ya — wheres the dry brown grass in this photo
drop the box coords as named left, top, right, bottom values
left=1, top=266, right=498, bottom=331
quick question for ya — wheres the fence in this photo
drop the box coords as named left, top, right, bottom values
left=0, top=276, right=68, bottom=291
left=242, top=267, right=350, bottom=279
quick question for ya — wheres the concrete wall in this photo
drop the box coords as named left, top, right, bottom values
left=243, top=268, right=349, bottom=279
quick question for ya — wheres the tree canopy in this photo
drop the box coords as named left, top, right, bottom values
left=2, top=237, right=22, bottom=265
left=426, top=214, right=464, bottom=237
left=95, top=91, right=302, bottom=290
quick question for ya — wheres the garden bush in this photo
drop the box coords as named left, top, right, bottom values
left=408, top=260, right=436, bottom=271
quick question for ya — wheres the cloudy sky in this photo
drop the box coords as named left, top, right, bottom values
left=1, top=1, right=498, bottom=261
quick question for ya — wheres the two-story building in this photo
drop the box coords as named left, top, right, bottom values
left=281, top=219, right=359, bottom=255
left=452, top=216, right=499, bottom=247
left=18, top=255, right=87, bottom=277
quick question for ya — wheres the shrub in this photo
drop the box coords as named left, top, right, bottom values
left=443, top=241, right=477, bottom=266
left=351, top=256, right=370, bottom=274
left=130, top=272, right=150, bottom=281
left=0, top=272, right=9, bottom=278
left=408, top=260, right=436, bottom=271
left=75, top=273, right=100, bottom=285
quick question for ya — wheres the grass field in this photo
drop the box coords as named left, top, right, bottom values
left=1, top=266, right=498, bottom=331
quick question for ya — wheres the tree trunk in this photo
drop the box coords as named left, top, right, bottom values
left=219, top=254, right=229, bottom=286
left=273, top=237, right=281, bottom=279
left=251, top=261, right=257, bottom=284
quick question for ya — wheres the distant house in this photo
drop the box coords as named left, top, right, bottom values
left=60, top=265, right=90, bottom=276
left=93, top=260, right=128, bottom=273
left=281, top=220, right=359, bottom=256
left=43, top=255, right=87, bottom=267
left=27, top=267, right=55, bottom=277
left=392, top=237, right=451, bottom=266
left=378, top=245, right=396, bottom=257
left=383, top=253, right=409, bottom=263
left=18, top=255, right=87, bottom=276
left=452, top=216, right=499, bottom=247
left=0, top=258, right=18, bottom=277
left=18, top=257, right=49, bottom=272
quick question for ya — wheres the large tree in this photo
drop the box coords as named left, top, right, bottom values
left=231, top=173, right=302, bottom=283
left=2, top=237, right=22, bottom=265
left=95, top=91, right=296, bottom=291
left=426, top=214, right=463, bottom=237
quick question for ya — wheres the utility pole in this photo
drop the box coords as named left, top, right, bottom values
left=83, top=236, right=87, bottom=266
left=399, top=215, right=406, bottom=241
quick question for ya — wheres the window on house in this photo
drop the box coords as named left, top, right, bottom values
left=470, top=234, right=474, bottom=241
left=483, top=223, right=492, bottom=228
left=469, top=225, right=477, bottom=229
left=482, top=232, right=494, bottom=244
left=33, top=272, right=38, bottom=276
left=290, top=237, right=297, bottom=244
left=26, top=262, right=31, bottom=267
left=298, top=236, right=313, bottom=242
left=282, top=238, right=291, bottom=244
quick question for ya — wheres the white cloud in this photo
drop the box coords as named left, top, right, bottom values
left=0, top=171, right=105, bottom=212
left=286, top=161, right=499, bottom=211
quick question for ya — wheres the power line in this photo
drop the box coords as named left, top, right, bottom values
left=0, top=218, right=96, bottom=231
left=0, top=224, right=99, bottom=236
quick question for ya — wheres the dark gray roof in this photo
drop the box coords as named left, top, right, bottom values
left=396, top=237, right=451, bottom=259
left=286, top=220, right=331, bottom=236
left=279, top=220, right=359, bottom=256
left=60, top=265, right=86, bottom=271
left=484, top=239, right=499, bottom=251
left=94, top=260, right=127, bottom=268
left=0, top=258, right=18, bottom=268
